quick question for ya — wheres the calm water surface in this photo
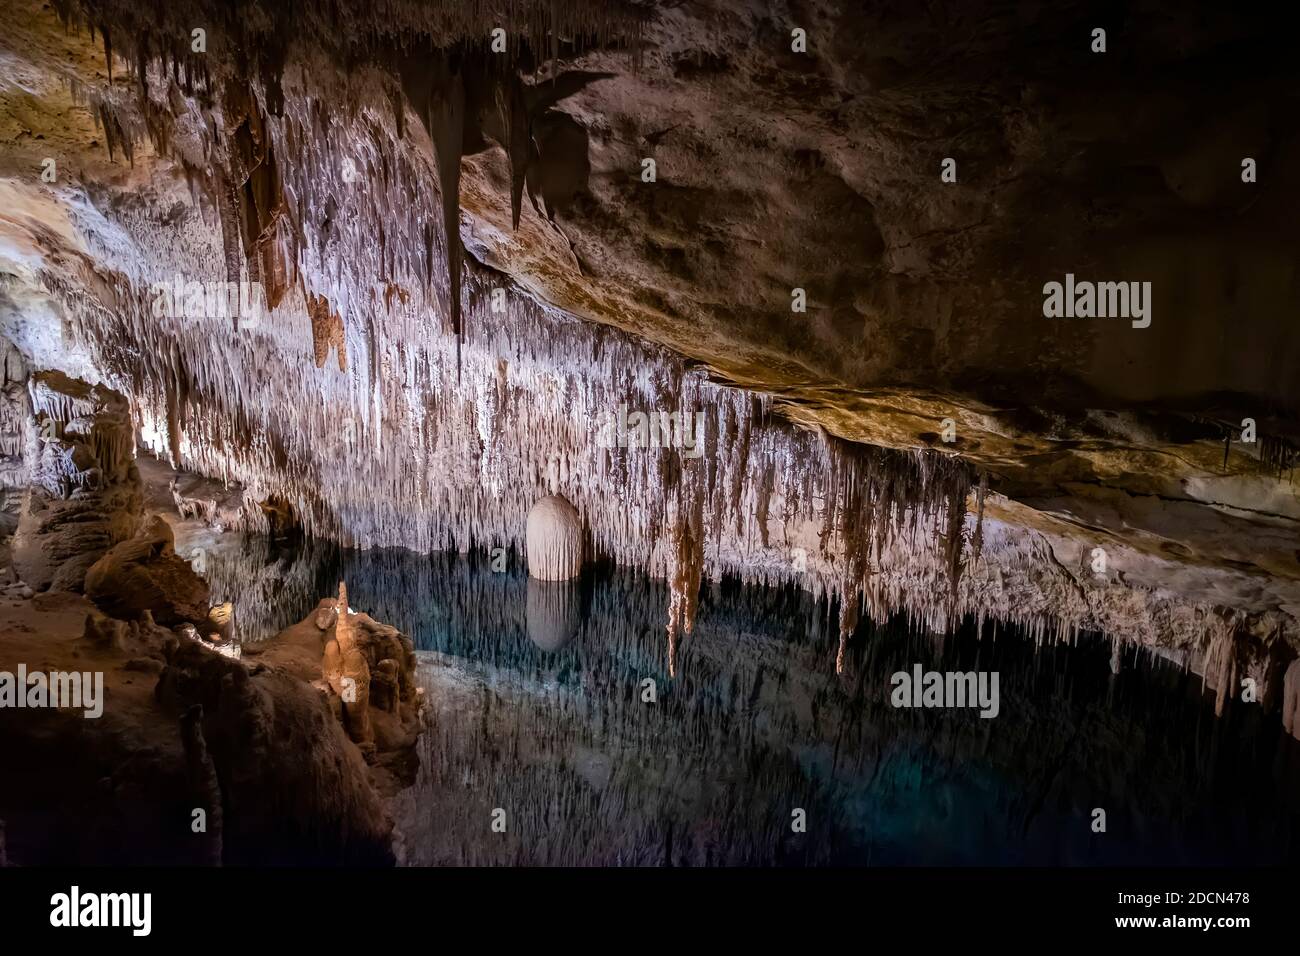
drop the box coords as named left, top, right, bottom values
left=203, top=534, right=1300, bottom=866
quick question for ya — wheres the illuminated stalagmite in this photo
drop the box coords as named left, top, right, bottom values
left=526, top=495, right=583, bottom=582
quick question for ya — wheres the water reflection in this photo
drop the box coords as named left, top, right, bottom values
left=203, top=534, right=1300, bottom=866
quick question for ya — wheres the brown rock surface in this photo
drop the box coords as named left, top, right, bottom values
left=85, top=515, right=211, bottom=626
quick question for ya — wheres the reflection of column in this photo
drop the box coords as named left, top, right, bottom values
left=526, top=578, right=582, bottom=652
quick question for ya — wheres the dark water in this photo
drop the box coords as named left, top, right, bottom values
left=205, top=534, right=1300, bottom=866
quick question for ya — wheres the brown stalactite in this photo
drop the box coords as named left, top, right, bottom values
left=430, top=61, right=466, bottom=347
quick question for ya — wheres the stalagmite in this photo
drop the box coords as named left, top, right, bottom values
left=323, top=581, right=374, bottom=751
left=526, top=495, right=583, bottom=582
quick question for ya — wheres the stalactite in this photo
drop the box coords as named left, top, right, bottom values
left=1260, top=433, right=1299, bottom=477
left=666, top=481, right=705, bottom=678
left=498, top=73, right=530, bottom=230
left=1282, top=658, right=1300, bottom=742
left=308, top=291, right=348, bottom=371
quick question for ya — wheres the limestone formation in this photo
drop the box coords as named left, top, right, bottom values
left=84, top=516, right=211, bottom=626
left=1283, top=659, right=1300, bottom=743
left=8, top=372, right=142, bottom=592
left=526, top=495, right=583, bottom=582
left=206, top=601, right=234, bottom=643
left=153, top=638, right=397, bottom=865
left=0, top=0, right=1293, bottom=688
left=323, top=582, right=374, bottom=750
left=0, top=0, right=1293, bottom=769
left=316, top=582, right=419, bottom=756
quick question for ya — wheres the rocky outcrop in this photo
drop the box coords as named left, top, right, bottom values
left=0, top=364, right=419, bottom=863
left=154, top=635, right=397, bottom=865
left=9, top=370, right=142, bottom=592
left=244, top=581, right=421, bottom=792
left=85, top=515, right=211, bottom=626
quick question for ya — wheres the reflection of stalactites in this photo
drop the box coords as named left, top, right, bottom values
left=429, top=61, right=466, bottom=354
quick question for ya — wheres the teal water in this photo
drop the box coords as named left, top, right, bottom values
left=209, top=535, right=1300, bottom=866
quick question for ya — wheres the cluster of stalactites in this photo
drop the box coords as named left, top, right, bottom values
left=57, top=0, right=645, bottom=367
left=43, top=0, right=999, bottom=651
left=53, top=209, right=989, bottom=629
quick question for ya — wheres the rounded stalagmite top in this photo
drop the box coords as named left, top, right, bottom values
left=525, top=494, right=583, bottom=581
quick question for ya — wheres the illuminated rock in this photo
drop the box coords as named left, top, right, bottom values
left=526, top=495, right=583, bottom=582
